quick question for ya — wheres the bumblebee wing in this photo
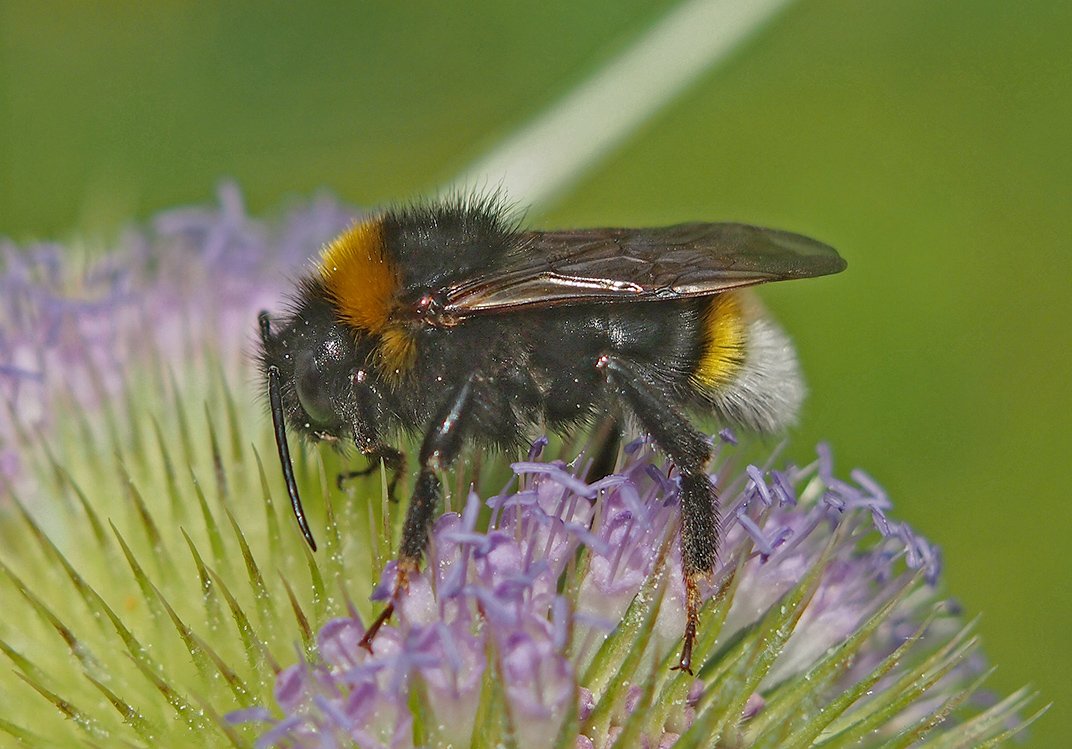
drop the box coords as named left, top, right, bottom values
left=442, top=223, right=845, bottom=316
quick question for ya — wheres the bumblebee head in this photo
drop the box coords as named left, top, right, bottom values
left=260, top=289, right=365, bottom=432
left=258, top=287, right=370, bottom=551
left=258, top=216, right=410, bottom=550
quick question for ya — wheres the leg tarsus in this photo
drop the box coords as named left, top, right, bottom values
left=672, top=623, right=696, bottom=675
left=358, top=602, right=395, bottom=653
left=358, top=556, right=418, bottom=653
left=671, top=569, right=706, bottom=674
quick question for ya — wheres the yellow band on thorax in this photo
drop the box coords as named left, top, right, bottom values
left=318, top=218, right=399, bottom=333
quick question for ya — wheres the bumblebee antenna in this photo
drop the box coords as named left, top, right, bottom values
left=259, top=312, right=318, bottom=551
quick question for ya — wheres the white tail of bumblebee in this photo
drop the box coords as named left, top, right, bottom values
left=710, top=299, right=805, bottom=435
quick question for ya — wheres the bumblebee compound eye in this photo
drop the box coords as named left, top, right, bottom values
left=295, top=349, right=335, bottom=426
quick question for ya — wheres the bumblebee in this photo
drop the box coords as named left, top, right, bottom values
left=258, top=195, right=845, bottom=672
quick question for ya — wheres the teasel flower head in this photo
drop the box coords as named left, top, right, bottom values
left=0, top=188, right=1045, bottom=747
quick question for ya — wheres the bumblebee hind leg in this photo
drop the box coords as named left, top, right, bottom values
left=359, top=375, right=476, bottom=652
left=597, top=355, right=718, bottom=675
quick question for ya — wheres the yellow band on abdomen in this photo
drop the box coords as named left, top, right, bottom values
left=693, top=292, right=747, bottom=390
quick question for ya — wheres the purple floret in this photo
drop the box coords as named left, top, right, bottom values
left=235, top=438, right=956, bottom=748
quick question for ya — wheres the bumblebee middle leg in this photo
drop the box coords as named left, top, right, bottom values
left=581, top=414, right=622, bottom=482
left=597, top=355, right=718, bottom=674
left=359, top=375, right=476, bottom=651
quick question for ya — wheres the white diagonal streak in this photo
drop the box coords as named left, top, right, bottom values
left=450, top=0, right=797, bottom=209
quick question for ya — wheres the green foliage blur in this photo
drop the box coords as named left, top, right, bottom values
left=1, top=2, right=1067, bottom=745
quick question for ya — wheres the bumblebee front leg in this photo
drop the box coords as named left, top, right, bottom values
left=336, top=445, right=406, bottom=501
left=598, top=355, right=718, bottom=675
left=358, top=376, right=476, bottom=651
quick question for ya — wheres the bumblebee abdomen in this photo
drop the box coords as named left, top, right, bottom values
left=523, top=302, right=704, bottom=426
left=691, top=291, right=805, bottom=434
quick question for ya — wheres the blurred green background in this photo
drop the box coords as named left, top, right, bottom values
left=2, top=1, right=1068, bottom=745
